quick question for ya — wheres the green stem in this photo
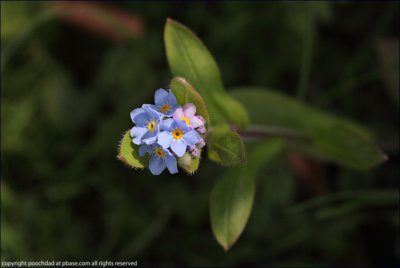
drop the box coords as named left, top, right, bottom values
left=229, top=125, right=311, bottom=143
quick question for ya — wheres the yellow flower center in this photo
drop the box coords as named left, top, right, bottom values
left=147, top=120, right=157, bottom=132
left=181, top=116, right=190, bottom=126
left=160, top=104, right=171, bottom=113
left=154, top=147, right=165, bottom=158
left=172, top=128, right=183, bottom=140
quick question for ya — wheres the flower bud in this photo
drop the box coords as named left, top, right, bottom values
left=198, top=137, right=206, bottom=148
left=177, top=151, right=200, bottom=175
left=188, top=145, right=199, bottom=157
left=196, top=126, right=206, bottom=134
left=196, top=115, right=205, bottom=124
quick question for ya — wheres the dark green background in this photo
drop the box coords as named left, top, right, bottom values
left=1, top=1, right=398, bottom=266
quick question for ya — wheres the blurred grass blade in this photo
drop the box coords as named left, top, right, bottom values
left=164, top=18, right=248, bottom=129
left=170, top=76, right=210, bottom=126
left=117, top=131, right=148, bottom=169
left=207, top=125, right=245, bottom=166
left=315, top=202, right=362, bottom=220
left=210, top=139, right=284, bottom=250
left=286, top=3, right=332, bottom=99
left=231, top=88, right=387, bottom=170
left=315, top=190, right=398, bottom=220
left=376, top=38, right=399, bottom=106
left=53, top=2, right=144, bottom=43
left=289, top=189, right=398, bottom=214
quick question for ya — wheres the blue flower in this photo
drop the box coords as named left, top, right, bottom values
left=150, top=88, right=179, bottom=117
left=157, top=119, right=201, bottom=157
left=130, top=105, right=160, bottom=145
left=139, top=144, right=178, bottom=175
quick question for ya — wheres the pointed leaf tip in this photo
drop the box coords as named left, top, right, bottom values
left=164, top=18, right=249, bottom=129
left=231, top=88, right=387, bottom=170
left=210, top=139, right=285, bottom=250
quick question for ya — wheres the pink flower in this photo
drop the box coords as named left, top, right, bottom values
left=172, top=103, right=204, bottom=129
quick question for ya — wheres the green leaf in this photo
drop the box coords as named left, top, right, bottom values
left=177, top=151, right=201, bottom=175
left=117, top=130, right=148, bottom=169
left=170, top=76, right=210, bottom=126
left=210, top=139, right=284, bottom=250
left=164, top=18, right=249, bottom=129
left=231, top=88, right=387, bottom=170
left=207, top=125, right=245, bottom=166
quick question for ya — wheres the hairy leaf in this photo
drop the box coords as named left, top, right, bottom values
left=117, top=130, right=148, bottom=169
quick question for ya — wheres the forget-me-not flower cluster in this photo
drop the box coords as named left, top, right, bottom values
left=130, top=88, right=206, bottom=175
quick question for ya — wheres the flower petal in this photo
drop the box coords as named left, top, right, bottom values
left=149, top=104, right=160, bottom=112
left=146, top=107, right=161, bottom=121
left=175, top=119, right=190, bottom=133
left=171, top=140, right=186, bottom=157
left=143, top=135, right=157, bottom=145
left=130, top=127, right=147, bottom=145
left=163, top=105, right=178, bottom=116
left=190, top=116, right=204, bottom=128
left=149, top=156, right=166, bottom=175
left=168, top=89, right=177, bottom=105
left=157, top=131, right=173, bottom=149
left=154, top=88, right=169, bottom=106
left=165, top=154, right=178, bottom=174
left=130, top=108, right=149, bottom=126
left=139, top=144, right=152, bottom=157
left=160, top=118, right=175, bottom=131
left=173, top=108, right=184, bottom=120
left=142, top=126, right=158, bottom=138
left=183, top=103, right=196, bottom=118
left=183, top=129, right=200, bottom=146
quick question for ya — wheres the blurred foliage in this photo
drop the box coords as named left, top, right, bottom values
left=231, top=88, right=386, bottom=170
left=1, top=1, right=398, bottom=266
